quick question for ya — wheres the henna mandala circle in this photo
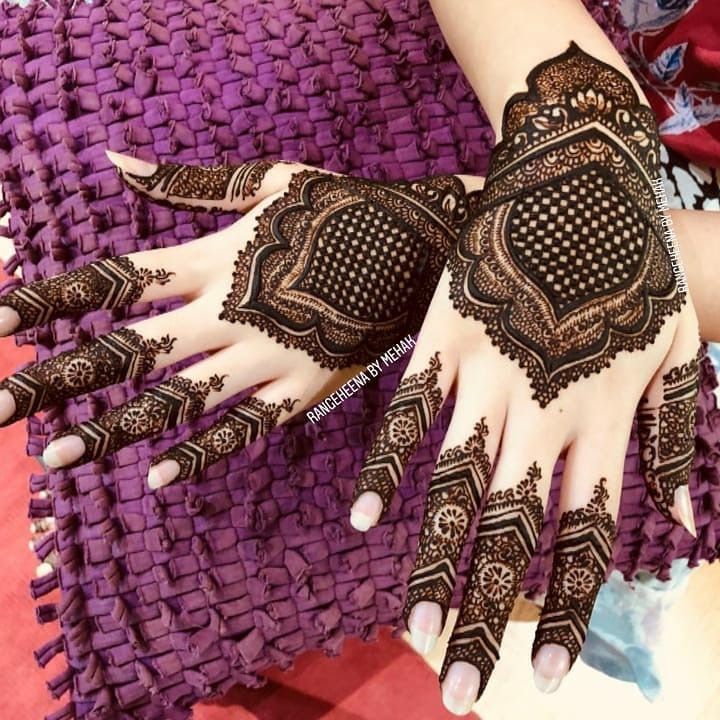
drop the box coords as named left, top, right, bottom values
left=448, top=43, right=683, bottom=406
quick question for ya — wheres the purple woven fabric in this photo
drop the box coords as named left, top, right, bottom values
left=0, top=1, right=718, bottom=719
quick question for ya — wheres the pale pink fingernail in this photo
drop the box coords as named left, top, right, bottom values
left=35, top=562, right=54, bottom=578
left=0, top=306, right=20, bottom=336
left=43, top=435, right=86, bottom=468
left=533, top=643, right=570, bottom=693
left=408, top=601, right=442, bottom=654
left=442, top=661, right=480, bottom=715
left=148, top=459, right=180, bottom=490
left=671, top=485, right=697, bottom=537
left=106, top=149, right=157, bottom=177
left=350, top=491, right=383, bottom=532
left=0, top=389, right=16, bottom=424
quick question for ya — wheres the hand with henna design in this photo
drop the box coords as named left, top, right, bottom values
left=0, top=152, right=482, bottom=485
left=349, top=43, right=701, bottom=715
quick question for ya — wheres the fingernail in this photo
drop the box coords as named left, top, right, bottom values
left=0, top=306, right=20, bottom=336
left=148, top=459, right=180, bottom=489
left=0, top=389, right=17, bottom=424
left=533, top=643, right=570, bottom=694
left=350, top=491, right=383, bottom=532
left=105, top=149, right=157, bottom=177
left=43, top=435, right=86, bottom=468
left=35, top=562, right=54, bottom=578
left=671, top=485, right=697, bottom=537
left=408, top=601, right=442, bottom=655
left=28, top=539, right=35, bottom=552
left=441, top=661, right=480, bottom=715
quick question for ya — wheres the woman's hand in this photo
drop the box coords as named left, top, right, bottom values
left=349, top=44, right=701, bottom=715
left=0, top=153, right=481, bottom=486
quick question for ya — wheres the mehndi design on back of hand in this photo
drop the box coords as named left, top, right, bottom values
left=404, top=421, right=493, bottom=627
left=0, top=329, right=176, bottom=426
left=0, top=257, right=173, bottom=333
left=638, top=352, right=700, bottom=517
left=222, top=172, right=473, bottom=368
left=532, top=477, right=616, bottom=667
left=449, top=43, right=682, bottom=406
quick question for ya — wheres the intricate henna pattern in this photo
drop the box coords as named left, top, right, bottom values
left=0, top=329, right=175, bottom=426
left=353, top=353, right=444, bottom=513
left=153, top=396, right=298, bottom=481
left=448, top=43, right=682, bottom=406
left=404, top=421, right=493, bottom=627
left=637, top=352, right=700, bottom=516
left=440, top=464, right=544, bottom=696
left=0, top=257, right=173, bottom=332
left=118, top=160, right=276, bottom=212
left=532, top=478, right=617, bottom=667
left=53, top=374, right=227, bottom=467
left=221, top=172, right=474, bottom=368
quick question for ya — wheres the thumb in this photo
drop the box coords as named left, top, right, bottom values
left=105, top=150, right=308, bottom=212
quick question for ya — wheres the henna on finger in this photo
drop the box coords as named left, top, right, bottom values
left=221, top=173, right=474, bottom=368
left=0, top=257, right=173, bottom=333
left=449, top=43, right=683, bottom=407
left=532, top=478, right=616, bottom=669
left=637, top=353, right=700, bottom=517
left=117, top=160, right=277, bottom=212
left=403, top=421, right=493, bottom=628
left=441, top=464, right=544, bottom=697
left=151, top=396, right=299, bottom=482
left=52, top=374, right=227, bottom=467
left=0, top=329, right=176, bottom=425
left=353, top=353, right=444, bottom=514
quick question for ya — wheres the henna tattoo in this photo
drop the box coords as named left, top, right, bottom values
left=448, top=43, right=682, bottom=407
left=0, top=329, right=175, bottom=425
left=532, top=478, right=616, bottom=668
left=441, top=464, right=544, bottom=696
left=221, top=172, right=473, bottom=368
left=152, top=396, right=298, bottom=481
left=637, top=352, right=700, bottom=515
left=404, top=421, right=493, bottom=627
left=53, top=374, right=227, bottom=467
left=353, top=353, right=444, bottom=513
left=117, top=160, right=276, bottom=212
left=0, top=257, right=173, bottom=333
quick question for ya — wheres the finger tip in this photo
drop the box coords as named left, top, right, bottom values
left=147, top=459, right=180, bottom=490
left=0, top=389, right=16, bottom=425
left=532, top=643, right=570, bottom=694
left=407, top=601, right=442, bottom=654
left=43, top=434, right=85, bottom=468
left=441, top=662, right=480, bottom=716
left=350, top=491, right=383, bottom=531
left=0, top=306, right=20, bottom=336
left=671, top=485, right=697, bottom=537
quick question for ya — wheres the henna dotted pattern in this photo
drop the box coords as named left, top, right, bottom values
left=532, top=478, right=617, bottom=668
left=448, top=43, right=683, bottom=407
left=54, top=374, right=227, bottom=467
left=153, top=396, right=298, bottom=481
left=353, top=353, right=444, bottom=513
left=638, top=351, right=700, bottom=516
left=119, top=160, right=276, bottom=212
left=221, top=172, right=474, bottom=368
left=404, top=420, right=493, bottom=627
left=0, top=329, right=176, bottom=426
left=440, top=464, right=544, bottom=696
left=0, top=257, right=173, bottom=332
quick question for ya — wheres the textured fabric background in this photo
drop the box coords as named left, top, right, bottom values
left=0, top=2, right=718, bottom=719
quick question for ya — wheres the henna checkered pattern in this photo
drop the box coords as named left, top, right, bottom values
left=0, top=2, right=717, bottom=720
left=509, top=171, right=645, bottom=311
left=303, top=203, right=422, bottom=320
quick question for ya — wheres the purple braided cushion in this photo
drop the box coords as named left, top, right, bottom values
left=0, top=1, right=718, bottom=719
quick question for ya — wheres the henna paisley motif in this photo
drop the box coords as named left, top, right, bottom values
left=448, top=43, right=683, bottom=407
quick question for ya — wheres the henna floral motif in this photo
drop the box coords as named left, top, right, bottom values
left=448, top=43, right=682, bottom=407
left=221, top=172, right=474, bottom=368
left=117, top=160, right=276, bottom=212
left=0, top=329, right=175, bottom=426
left=353, top=353, right=444, bottom=513
left=54, top=374, right=227, bottom=467
left=441, top=464, right=544, bottom=697
left=153, top=396, right=298, bottom=481
left=532, top=478, right=616, bottom=668
left=637, top=352, right=700, bottom=516
left=0, top=257, right=173, bottom=332
left=404, top=420, right=493, bottom=627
